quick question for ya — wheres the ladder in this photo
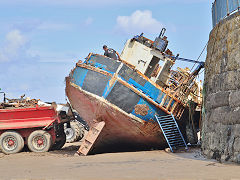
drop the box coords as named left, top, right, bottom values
left=77, top=121, right=105, bottom=156
left=155, top=114, right=188, bottom=152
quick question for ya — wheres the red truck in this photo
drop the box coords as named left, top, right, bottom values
left=0, top=105, right=68, bottom=154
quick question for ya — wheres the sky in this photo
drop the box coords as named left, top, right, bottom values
left=0, top=0, right=213, bottom=103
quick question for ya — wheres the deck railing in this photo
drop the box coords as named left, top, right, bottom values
left=212, top=0, right=240, bottom=27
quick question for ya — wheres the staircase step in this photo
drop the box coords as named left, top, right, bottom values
left=155, top=114, right=188, bottom=152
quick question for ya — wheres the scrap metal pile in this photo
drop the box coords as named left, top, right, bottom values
left=0, top=94, right=46, bottom=109
left=168, top=68, right=203, bottom=105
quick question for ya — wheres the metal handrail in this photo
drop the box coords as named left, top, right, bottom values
left=212, top=0, right=240, bottom=27
left=155, top=114, right=188, bottom=152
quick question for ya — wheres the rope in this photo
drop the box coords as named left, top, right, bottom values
left=194, top=24, right=220, bottom=81
left=190, top=42, right=208, bottom=72
left=190, top=8, right=221, bottom=73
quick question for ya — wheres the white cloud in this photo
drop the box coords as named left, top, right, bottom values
left=116, top=10, right=164, bottom=35
left=0, top=30, right=28, bottom=62
left=0, top=21, right=70, bottom=63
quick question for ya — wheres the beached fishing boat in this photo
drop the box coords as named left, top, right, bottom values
left=65, top=30, right=203, bottom=155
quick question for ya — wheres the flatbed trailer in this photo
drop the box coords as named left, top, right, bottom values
left=0, top=106, right=67, bottom=154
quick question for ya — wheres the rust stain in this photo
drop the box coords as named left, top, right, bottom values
left=139, top=119, right=160, bottom=136
left=75, top=57, right=185, bottom=119
left=134, top=104, right=149, bottom=116
left=76, top=63, right=113, bottom=77
left=118, top=77, right=170, bottom=115
left=78, top=54, right=184, bottom=106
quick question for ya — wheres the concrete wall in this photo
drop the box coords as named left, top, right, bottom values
left=202, top=12, right=240, bottom=163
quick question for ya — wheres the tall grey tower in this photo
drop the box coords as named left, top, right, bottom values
left=202, top=0, right=240, bottom=163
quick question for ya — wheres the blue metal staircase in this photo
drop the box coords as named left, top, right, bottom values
left=155, top=114, right=188, bottom=152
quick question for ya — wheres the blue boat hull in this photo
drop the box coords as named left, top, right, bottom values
left=66, top=54, right=186, bottom=153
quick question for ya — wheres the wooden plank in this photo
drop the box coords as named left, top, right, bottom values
left=77, top=121, right=105, bottom=156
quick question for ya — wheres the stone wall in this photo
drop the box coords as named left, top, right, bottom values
left=202, top=11, right=240, bottom=163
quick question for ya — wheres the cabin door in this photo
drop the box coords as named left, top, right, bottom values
left=144, top=56, right=160, bottom=78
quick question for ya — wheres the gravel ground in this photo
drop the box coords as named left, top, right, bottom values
left=0, top=143, right=239, bottom=180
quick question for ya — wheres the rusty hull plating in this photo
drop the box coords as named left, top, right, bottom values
left=66, top=33, right=202, bottom=155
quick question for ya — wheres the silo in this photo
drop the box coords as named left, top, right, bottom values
left=202, top=0, right=240, bottom=163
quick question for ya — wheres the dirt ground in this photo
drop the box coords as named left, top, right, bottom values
left=0, top=142, right=239, bottom=180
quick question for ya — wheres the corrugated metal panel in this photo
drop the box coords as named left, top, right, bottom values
left=228, top=0, right=238, bottom=13
left=212, top=3, right=217, bottom=27
left=212, top=0, right=240, bottom=28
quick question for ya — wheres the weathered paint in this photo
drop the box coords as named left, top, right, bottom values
left=77, top=121, right=105, bottom=155
left=131, top=98, right=166, bottom=122
left=120, top=39, right=165, bottom=74
left=72, top=67, right=88, bottom=87
left=66, top=78, right=169, bottom=154
left=143, top=81, right=160, bottom=100
left=66, top=54, right=187, bottom=154
left=120, top=39, right=174, bottom=87
left=73, top=54, right=185, bottom=119
left=0, top=106, right=60, bottom=131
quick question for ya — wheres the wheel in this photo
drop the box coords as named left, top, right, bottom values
left=27, top=130, right=52, bottom=153
left=0, top=131, right=24, bottom=154
left=52, top=124, right=66, bottom=150
left=64, top=120, right=84, bottom=143
left=52, top=132, right=66, bottom=150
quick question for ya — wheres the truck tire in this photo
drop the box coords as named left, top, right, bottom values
left=65, top=120, right=84, bottom=143
left=0, top=131, right=24, bottom=154
left=27, top=130, right=52, bottom=153
left=52, top=132, right=66, bottom=150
